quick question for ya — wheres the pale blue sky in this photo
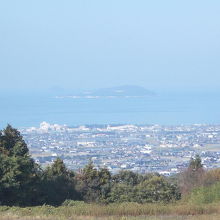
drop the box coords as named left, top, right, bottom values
left=0, top=0, right=220, bottom=92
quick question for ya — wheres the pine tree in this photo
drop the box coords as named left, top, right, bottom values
left=0, top=125, right=40, bottom=206
left=40, top=158, right=78, bottom=205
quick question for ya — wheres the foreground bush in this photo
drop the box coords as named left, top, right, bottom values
left=108, top=176, right=180, bottom=203
left=187, top=182, right=220, bottom=204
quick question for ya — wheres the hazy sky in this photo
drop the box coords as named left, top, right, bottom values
left=0, top=0, right=220, bottom=91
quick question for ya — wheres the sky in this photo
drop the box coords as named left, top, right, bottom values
left=0, top=0, right=220, bottom=92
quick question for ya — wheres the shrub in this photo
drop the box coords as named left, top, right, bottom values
left=188, top=182, right=220, bottom=204
left=62, top=200, right=85, bottom=207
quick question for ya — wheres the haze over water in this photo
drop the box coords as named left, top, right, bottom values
left=1, top=89, right=219, bottom=128
left=1, top=1, right=220, bottom=128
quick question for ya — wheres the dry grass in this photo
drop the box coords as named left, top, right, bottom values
left=1, top=215, right=220, bottom=220
left=1, top=203, right=220, bottom=220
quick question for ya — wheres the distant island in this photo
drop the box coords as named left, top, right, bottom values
left=55, top=85, right=155, bottom=99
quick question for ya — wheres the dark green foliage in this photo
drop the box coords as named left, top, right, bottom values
left=0, top=125, right=182, bottom=206
left=0, top=125, right=40, bottom=206
left=189, top=154, right=203, bottom=170
left=112, top=170, right=140, bottom=186
left=133, top=176, right=181, bottom=203
left=108, top=175, right=180, bottom=203
left=0, top=125, right=29, bottom=156
left=107, top=183, right=134, bottom=203
left=39, top=158, right=79, bottom=206
left=75, top=161, right=111, bottom=202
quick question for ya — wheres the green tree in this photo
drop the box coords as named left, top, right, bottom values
left=76, top=161, right=111, bottom=202
left=134, top=176, right=180, bottom=203
left=40, top=158, right=78, bottom=206
left=0, top=125, right=40, bottom=206
left=108, top=174, right=180, bottom=203
left=107, top=183, right=134, bottom=203
left=112, top=170, right=140, bottom=186
left=0, top=125, right=29, bottom=156
left=179, top=155, right=204, bottom=195
left=189, top=154, right=203, bottom=170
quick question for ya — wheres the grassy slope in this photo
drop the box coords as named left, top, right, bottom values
left=1, top=216, right=220, bottom=220
left=1, top=203, right=220, bottom=220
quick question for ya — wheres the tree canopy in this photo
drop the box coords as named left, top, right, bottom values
left=3, top=125, right=215, bottom=206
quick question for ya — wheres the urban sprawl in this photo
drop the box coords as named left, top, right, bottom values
left=20, top=122, right=220, bottom=175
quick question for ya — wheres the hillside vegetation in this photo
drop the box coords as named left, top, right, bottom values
left=1, top=125, right=220, bottom=219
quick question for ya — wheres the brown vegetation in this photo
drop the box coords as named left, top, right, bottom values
left=1, top=202, right=220, bottom=219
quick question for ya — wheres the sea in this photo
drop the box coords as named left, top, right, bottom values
left=0, top=90, right=220, bottom=128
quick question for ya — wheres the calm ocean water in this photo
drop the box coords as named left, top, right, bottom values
left=0, top=92, right=220, bottom=128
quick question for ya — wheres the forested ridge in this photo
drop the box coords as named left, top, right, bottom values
left=1, top=125, right=220, bottom=206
